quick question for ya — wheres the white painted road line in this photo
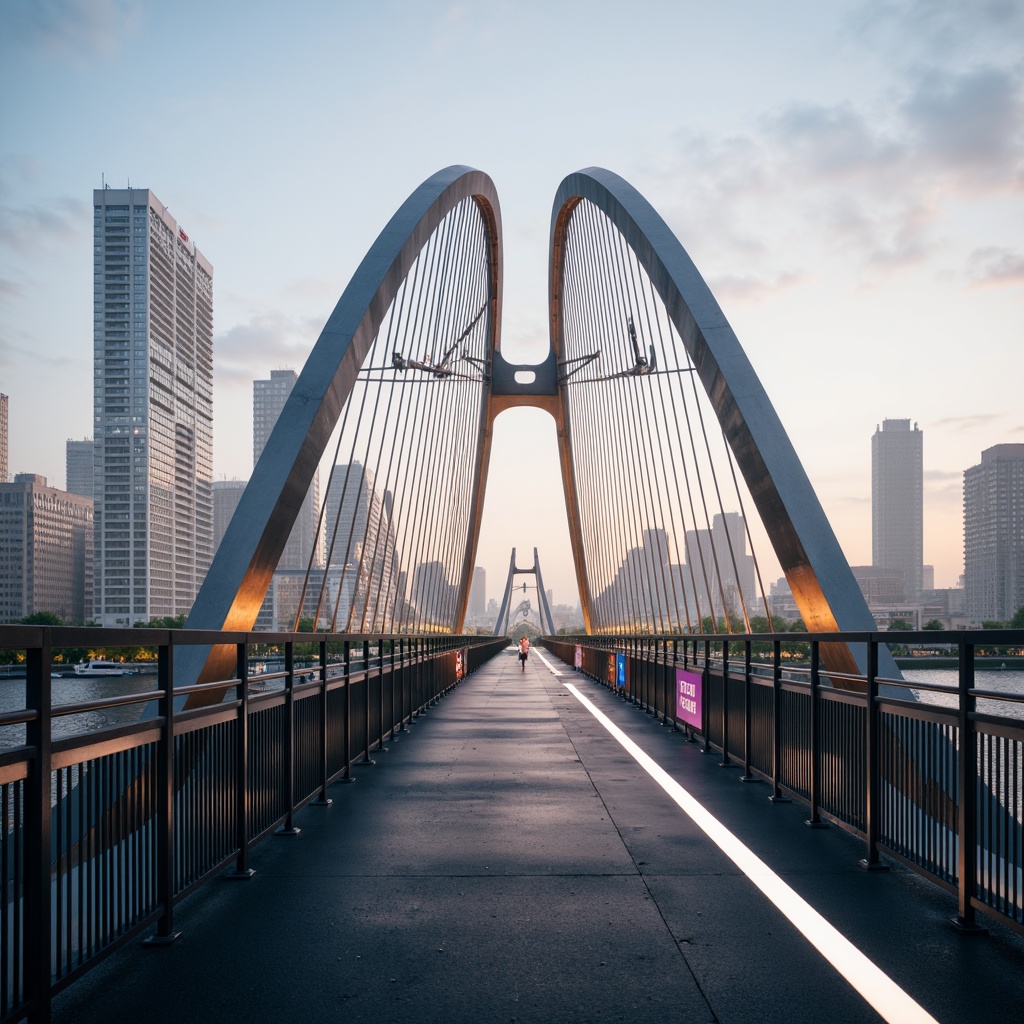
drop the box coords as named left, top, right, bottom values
left=533, top=649, right=563, bottom=675
left=563, top=680, right=938, bottom=1024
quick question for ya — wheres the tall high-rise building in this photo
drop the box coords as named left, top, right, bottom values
left=66, top=438, right=94, bottom=499
left=872, top=419, right=923, bottom=599
left=0, top=393, right=7, bottom=483
left=964, top=444, right=1024, bottom=623
left=93, top=188, right=213, bottom=626
left=322, top=461, right=399, bottom=630
left=213, top=479, right=248, bottom=553
left=0, top=474, right=93, bottom=624
left=469, top=566, right=486, bottom=617
left=253, top=369, right=321, bottom=570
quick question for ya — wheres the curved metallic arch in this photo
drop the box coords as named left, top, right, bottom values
left=184, top=166, right=501, bottom=684
left=550, top=168, right=884, bottom=677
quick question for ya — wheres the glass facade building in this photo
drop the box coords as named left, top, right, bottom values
left=93, top=188, right=213, bottom=626
left=964, top=444, right=1024, bottom=623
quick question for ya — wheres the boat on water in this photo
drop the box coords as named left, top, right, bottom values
left=73, top=660, right=135, bottom=677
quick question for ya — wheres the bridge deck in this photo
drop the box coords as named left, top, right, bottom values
left=54, top=646, right=1021, bottom=1023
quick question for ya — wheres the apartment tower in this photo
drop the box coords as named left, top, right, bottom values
left=93, top=188, right=213, bottom=626
left=66, top=438, right=94, bottom=499
left=0, top=474, right=93, bottom=624
left=871, top=419, right=923, bottom=600
left=253, top=369, right=322, bottom=571
left=964, top=444, right=1024, bottom=623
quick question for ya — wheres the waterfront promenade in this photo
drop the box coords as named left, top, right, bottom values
left=53, top=646, right=1023, bottom=1023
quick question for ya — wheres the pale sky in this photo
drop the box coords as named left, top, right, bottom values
left=1, top=0, right=1022, bottom=610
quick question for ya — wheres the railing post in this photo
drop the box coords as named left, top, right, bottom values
left=859, top=638, right=888, bottom=871
left=412, top=639, right=422, bottom=718
left=400, top=639, right=410, bottom=732
left=739, top=639, right=758, bottom=782
left=359, top=640, right=376, bottom=766
left=952, top=636, right=986, bottom=932
left=25, top=632, right=53, bottom=1023
left=373, top=640, right=388, bottom=753
left=229, top=641, right=255, bottom=879
left=769, top=639, right=790, bottom=803
left=659, top=639, right=670, bottom=726
left=340, top=640, right=355, bottom=783
left=388, top=639, right=399, bottom=742
left=701, top=638, right=713, bottom=754
left=805, top=640, right=827, bottom=827
left=144, top=638, right=180, bottom=944
left=277, top=641, right=300, bottom=836
left=720, top=640, right=736, bottom=768
left=315, top=638, right=333, bottom=803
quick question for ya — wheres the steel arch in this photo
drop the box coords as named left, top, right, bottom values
left=183, top=166, right=501, bottom=686
left=550, top=168, right=884, bottom=676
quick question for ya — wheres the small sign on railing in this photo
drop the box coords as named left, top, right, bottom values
left=675, top=668, right=702, bottom=729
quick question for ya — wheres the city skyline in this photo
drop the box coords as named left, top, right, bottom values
left=2, top=2, right=1021, bottom=607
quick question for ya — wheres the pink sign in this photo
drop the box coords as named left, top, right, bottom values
left=675, top=668, right=702, bottom=729
left=574, top=645, right=582, bottom=669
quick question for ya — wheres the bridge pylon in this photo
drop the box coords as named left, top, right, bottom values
left=493, top=547, right=556, bottom=636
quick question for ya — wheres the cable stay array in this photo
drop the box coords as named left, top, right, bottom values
left=555, top=197, right=775, bottom=636
left=291, top=196, right=493, bottom=634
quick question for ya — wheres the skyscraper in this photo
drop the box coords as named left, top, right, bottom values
left=66, top=438, right=94, bottom=499
left=872, top=419, right=923, bottom=600
left=213, top=478, right=248, bottom=553
left=253, top=369, right=321, bottom=570
left=964, top=444, right=1024, bottom=623
left=0, top=394, right=7, bottom=483
left=469, top=566, right=486, bottom=618
left=322, top=461, right=399, bottom=630
left=93, top=188, right=213, bottom=626
left=0, top=474, right=93, bottom=624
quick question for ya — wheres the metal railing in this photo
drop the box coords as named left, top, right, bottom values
left=0, top=625, right=507, bottom=1024
left=544, top=630, right=1024, bottom=939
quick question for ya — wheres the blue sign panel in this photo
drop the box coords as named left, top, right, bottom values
left=616, top=652, right=626, bottom=688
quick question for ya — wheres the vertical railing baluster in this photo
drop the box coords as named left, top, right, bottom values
left=278, top=641, right=300, bottom=836
left=230, top=641, right=255, bottom=879
left=769, top=639, right=790, bottom=803
left=25, top=631, right=53, bottom=1023
left=400, top=639, right=410, bottom=733
left=700, top=638, right=712, bottom=753
left=144, top=638, right=179, bottom=944
left=360, top=640, right=376, bottom=766
left=740, top=640, right=757, bottom=782
left=720, top=640, right=736, bottom=768
left=805, top=640, right=827, bottom=828
left=953, top=637, right=985, bottom=931
left=859, top=638, right=888, bottom=871
left=374, top=640, right=388, bottom=752
left=340, top=640, right=355, bottom=783
left=315, top=639, right=333, bottom=803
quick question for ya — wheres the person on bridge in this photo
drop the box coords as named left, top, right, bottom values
left=518, top=635, right=530, bottom=671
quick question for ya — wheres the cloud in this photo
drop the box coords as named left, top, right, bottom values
left=900, top=67, right=1024, bottom=191
left=847, top=0, right=1024, bottom=65
left=707, top=270, right=805, bottom=305
left=0, top=277, right=22, bottom=299
left=924, top=468, right=963, bottom=482
left=0, top=0, right=141, bottom=57
left=967, top=246, right=1024, bottom=287
left=0, top=197, right=86, bottom=255
left=932, top=413, right=1003, bottom=431
left=215, top=311, right=322, bottom=389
